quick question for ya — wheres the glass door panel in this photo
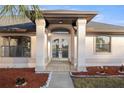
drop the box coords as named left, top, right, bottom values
left=61, top=39, right=68, bottom=58
left=52, top=38, right=68, bottom=59
left=52, top=39, right=59, bottom=58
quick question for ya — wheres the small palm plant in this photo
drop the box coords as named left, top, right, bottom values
left=96, top=66, right=107, bottom=75
left=16, top=77, right=27, bottom=87
left=119, top=65, right=124, bottom=73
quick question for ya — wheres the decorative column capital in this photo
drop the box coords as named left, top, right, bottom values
left=35, top=18, right=46, bottom=26
left=76, top=18, right=87, bottom=25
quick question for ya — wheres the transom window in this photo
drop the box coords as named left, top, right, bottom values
left=96, top=36, right=111, bottom=53
left=51, top=28, right=69, bottom=34
left=0, top=36, right=31, bottom=57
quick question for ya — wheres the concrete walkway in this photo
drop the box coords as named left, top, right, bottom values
left=48, top=72, right=74, bottom=88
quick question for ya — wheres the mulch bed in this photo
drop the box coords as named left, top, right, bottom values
left=72, top=66, right=124, bottom=76
left=0, top=68, right=48, bottom=88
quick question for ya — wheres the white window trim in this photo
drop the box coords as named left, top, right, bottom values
left=93, top=35, right=112, bottom=55
left=0, top=36, right=31, bottom=57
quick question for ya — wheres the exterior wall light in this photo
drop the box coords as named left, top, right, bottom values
left=48, top=33, right=52, bottom=36
left=58, top=20, right=63, bottom=24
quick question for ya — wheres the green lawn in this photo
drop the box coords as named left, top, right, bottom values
left=72, top=77, right=124, bottom=88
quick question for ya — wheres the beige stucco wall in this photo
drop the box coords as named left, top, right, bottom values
left=0, top=36, right=36, bottom=68
left=1, top=34, right=124, bottom=68
left=85, top=35, right=124, bottom=66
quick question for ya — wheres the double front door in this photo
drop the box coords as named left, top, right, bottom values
left=52, top=38, right=69, bottom=59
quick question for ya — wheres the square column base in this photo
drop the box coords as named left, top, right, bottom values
left=35, top=66, right=45, bottom=73
left=77, top=66, right=87, bottom=72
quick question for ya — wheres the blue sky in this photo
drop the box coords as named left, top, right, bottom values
left=41, top=5, right=124, bottom=26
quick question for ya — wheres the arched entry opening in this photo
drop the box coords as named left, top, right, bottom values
left=51, top=28, right=70, bottom=61
left=46, top=24, right=75, bottom=71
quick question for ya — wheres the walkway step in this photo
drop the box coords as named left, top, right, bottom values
left=46, top=61, right=75, bottom=71
left=48, top=72, right=74, bottom=88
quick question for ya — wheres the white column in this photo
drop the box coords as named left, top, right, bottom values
left=74, top=35, right=77, bottom=69
left=76, top=18, right=87, bottom=71
left=35, top=19, right=46, bottom=72
left=0, top=37, right=3, bottom=56
left=45, top=29, right=49, bottom=65
left=71, top=29, right=75, bottom=64
left=69, top=34, right=71, bottom=61
left=47, top=38, right=51, bottom=62
left=31, top=36, right=36, bottom=59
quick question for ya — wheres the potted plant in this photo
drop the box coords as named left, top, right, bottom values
left=119, top=65, right=124, bottom=73
left=15, top=77, right=27, bottom=87
left=96, top=66, right=107, bottom=75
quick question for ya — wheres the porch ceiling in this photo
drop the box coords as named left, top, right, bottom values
left=30, top=10, right=97, bottom=26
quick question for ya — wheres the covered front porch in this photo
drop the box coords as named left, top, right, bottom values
left=45, top=24, right=76, bottom=71
left=35, top=10, right=97, bottom=72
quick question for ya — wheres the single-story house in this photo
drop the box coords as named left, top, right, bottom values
left=0, top=10, right=124, bottom=72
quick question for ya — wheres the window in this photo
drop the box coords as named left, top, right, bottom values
left=0, top=36, right=31, bottom=57
left=96, top=36, right=111, bottom=53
